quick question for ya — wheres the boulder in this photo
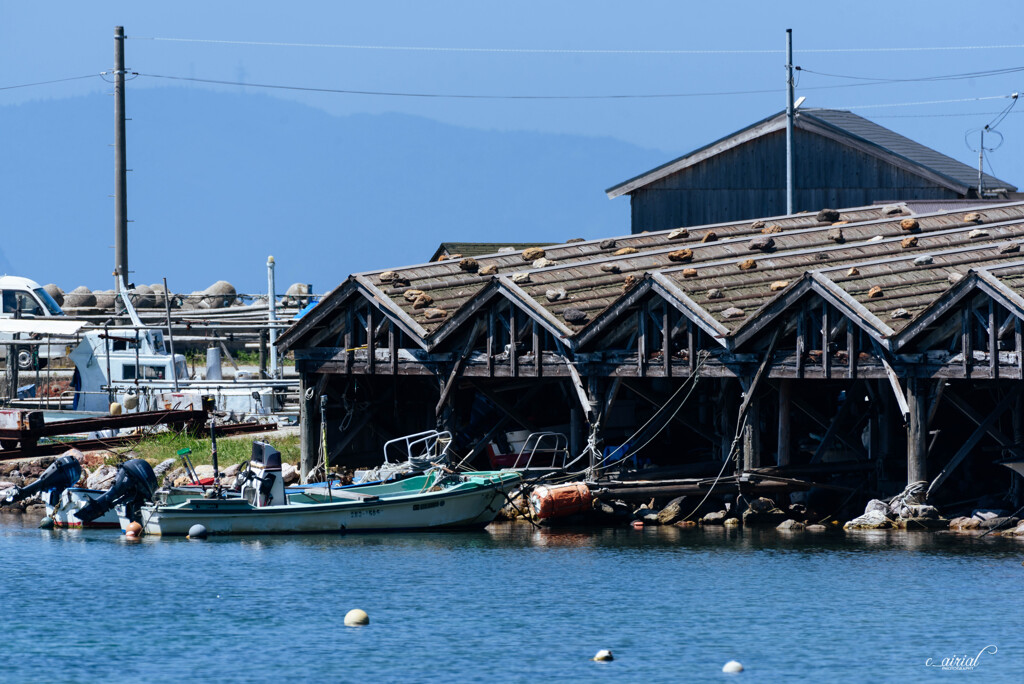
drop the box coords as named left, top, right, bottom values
left=864, top=499, right=889, bottom=514
left=701, top=510, right=728, bottom=525
left=722, top=517, right=740, bottom=526
left=131, top=284, right=156, bottom=308
left=843, top=509, right=892, bottom=530
left=776, top=519, right=805, bottom=531
left=201, top=281, right=236, bottom=309
left=284, top=282, right=312, bottom=307
left=86, top=465, right=118, bottom=491
left=805, top=524, right=828, bottom=532
left=949, top=516, right=981, bottom=530
left=899, top=517, right=949, bottom=530
left=43, top=284, right=64, bottom=307
left=599, top=239, right=617, bottom=249
left=971, top=508, right=1007, bottom=521
left=977, top=516, right=1019, bottom=530
left=193, top=465, right=215, bottom=480
left=152, top=458, right=177, bottom=479
left=479, top=264, right=498, bottom=276
left=521, top=247, right=545, bottom=262
left=816, top=209, right=840, bottom=223
left=64, top=286, right=96, bottom=308
left=93, top=290, right=117, bottom=309
left=222, top=463, right=241, bottom=478
left=657, top=496, right=691, bottom=525
left=282, top=463, right=300, bottom=485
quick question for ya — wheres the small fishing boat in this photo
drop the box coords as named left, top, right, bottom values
left=121, top=441, right=521, bottom=536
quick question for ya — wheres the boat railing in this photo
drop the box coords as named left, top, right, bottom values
left=512, top=432, right=569, bottom=470
left=382, top=429, right=453, bottom=465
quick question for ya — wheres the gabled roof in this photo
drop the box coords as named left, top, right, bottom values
left=606, top=109, right=1016, bottom=199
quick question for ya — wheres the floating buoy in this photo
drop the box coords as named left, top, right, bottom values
left=187, top=524, right=208, bottom=539
left=722, top=660, right=744, bottom=673
left=631, top=520, right=644, bottom=529
left=125, top=521, right=143, bottom=538
left=344, top=609, right=370, bottom=626
left=109, top=402, right=122, bottom=416
left=529, top=483, right=592, bottom=520
left=38, top=516, right=54, bottom=529
left=593, top=650, right=614, bottom=661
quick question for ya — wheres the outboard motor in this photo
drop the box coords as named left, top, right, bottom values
left=238, top=441, right=285, bottom=508
left=76, top=459, right=158, bottom=524
left=0, top=454, right=82, bottom=508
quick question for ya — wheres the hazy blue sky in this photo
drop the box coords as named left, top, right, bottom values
left=2, top=2, right=1024, bottom=293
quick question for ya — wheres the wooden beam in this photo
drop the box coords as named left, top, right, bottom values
left=468, top=381, right=541, bottom=432
left=961, top=306, right=971, bottom=378
left=1017, top=317, right=1023, bottom=378
left=792, top=397, right=869, bottom=460
left=389, top=321, right=397, bottom=375
left=344, top=308, right=353, bottom=374
left=637, top=306, right=647, bottom=378
left=435, top=318, right=486, bottom=417
left=943, top=388, right=1024, bottom=453
left=989, top=299, right=998, bottom=379
left=366, top=306, right=375, bottom=375
left=822, top=303, right=832, bottom=379
left=872, top=339, right=910, bottom=423
left=906, top=377, right=928, bottom=484
left=736, top=329, right=780, bottom=430
left=796, top=304, right=806, bottom=379
left=777, top=379, right=792, bottom=466
left=847, top=323, right=857, bottom=379
left=927, top=385, right=1024, bottom=498
left=561, top=354, right=593, bottom=418
left=533, top=321, right=542, bottom=377
left=509, top=310, right=518, bottom=378
left=621, top=379, right=715, bottom=443
left=688, top=320, right=696, bottom=373
left=810, top=382, right=863, bottom=464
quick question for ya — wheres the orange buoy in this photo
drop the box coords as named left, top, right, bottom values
left=529, top=482, right=592, bottom=520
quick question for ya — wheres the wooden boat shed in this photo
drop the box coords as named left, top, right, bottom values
left=279, top=201, right=1024, bottom=504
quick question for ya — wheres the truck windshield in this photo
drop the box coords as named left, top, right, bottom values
left=33, top=288, right=65, bottom=316
left=3, top=290, right=43, bottom=316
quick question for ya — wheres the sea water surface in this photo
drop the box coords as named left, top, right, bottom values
left=1, top=513, right=1020, bottom=683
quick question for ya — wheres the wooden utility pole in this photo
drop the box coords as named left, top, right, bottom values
left=785, top=28, right=795, bottom=215
left=114, top=26, right=129, bottom=292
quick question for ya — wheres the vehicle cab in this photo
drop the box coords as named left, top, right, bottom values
left=0, top=276, right=65, bottom=318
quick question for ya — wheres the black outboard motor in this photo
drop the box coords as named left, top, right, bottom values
left=0, top=454, right=82, bottom=507
left=76, top=459, right=158, bottom=524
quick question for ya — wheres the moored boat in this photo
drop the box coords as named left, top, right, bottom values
left=121, top=441, right=521, bottom=536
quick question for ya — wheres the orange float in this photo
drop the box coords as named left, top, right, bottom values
left=529, top=482, right=592, bottom=520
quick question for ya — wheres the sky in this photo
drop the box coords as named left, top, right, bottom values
left=2, top=1, right=1024, bottom=294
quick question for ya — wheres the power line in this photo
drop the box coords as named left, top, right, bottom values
left=0, top=74, right=100, bottom=91
left=824, top=94, right=1016, bottom=111
left=139, top=72, right=784, bottom=99
left=128, top=35, right=1024, bottom=55
left=798, top=65, right=1024, bottom=84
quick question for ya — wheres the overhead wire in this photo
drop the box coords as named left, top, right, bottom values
left=0, top=74, right=101, bottom=91
left=129, top=35, right=1024, bottom=55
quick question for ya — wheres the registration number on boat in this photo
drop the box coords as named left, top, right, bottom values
left=350, top=508, right=382, bottom=518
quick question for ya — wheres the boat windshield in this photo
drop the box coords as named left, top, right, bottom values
left=33, top=288, right=65, bottom=316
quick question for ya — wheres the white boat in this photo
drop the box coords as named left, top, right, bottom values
left=121, top=442, right=521, bottom=536
left=45, top=487, right=120, bottom=528
left=69, top=281, right=293, bottom=419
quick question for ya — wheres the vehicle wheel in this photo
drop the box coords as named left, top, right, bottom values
left=16, top=347, right=34, bottom=371
left=0, top=439, right=19, bottom=451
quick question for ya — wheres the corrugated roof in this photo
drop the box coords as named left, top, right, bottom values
left=606, top=109, right=1016, bottom=198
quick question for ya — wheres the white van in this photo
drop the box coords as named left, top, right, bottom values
left=0, top=275, right=67, bottom=369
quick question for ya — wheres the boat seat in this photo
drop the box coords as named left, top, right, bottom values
left=302, top=487, right=380, bottom=502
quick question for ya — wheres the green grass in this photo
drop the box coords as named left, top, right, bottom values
left=124, top=431, right=301, bottom=467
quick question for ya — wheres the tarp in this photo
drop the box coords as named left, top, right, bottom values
left=0, top=318, right=88, bottom=336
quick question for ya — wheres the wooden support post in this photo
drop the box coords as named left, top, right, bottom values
left=487, top=307, right=495, bottom=377
left=570, top=402, right=582, bottom=466
left=637, top=307, right=646, bottom=378
left=687, top=320, right=696, bottom=373
left=822, top=303, right=831, bottom=379
left=509, top=310, right=518, bottom=378
left=1016, top=318, right=1023, bottom=380
left=344, top=308, right=353, bottom=374
left=299, top=373, right=317, bottom=483
left=906, top=378, right=928, bottom=486
left=366, top=307, right=375, bottom=375
left=532, top=321, right=541, bottom=377
left=389, top=322, right=398, bottom=375
left=741, top=383, right=761, bottom=471
left=662, top=305, right=671, bottom=377
left=796, top=305, right=806, bottom=379
left=989, top=299, right=998, bottom=379
left=777, top=379, right=792, bottom=467
left=587, top=376, right=602, bottom=473
left=847, top=323, right=857, bottom=379
left=961, top=306, right=971, bottom=378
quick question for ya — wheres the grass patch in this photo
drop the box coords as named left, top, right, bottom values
left=125, top=431, right=301, bottom=467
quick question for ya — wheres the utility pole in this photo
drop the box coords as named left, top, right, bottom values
left=785, top=28, right=795, bottom=215
left=978, top=127, right=985, bottom=198
left=114, top=26, right=129, bottom=293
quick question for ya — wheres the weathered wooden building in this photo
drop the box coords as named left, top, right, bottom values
left=606, top=109, right=1017, bottom=233
left=279, top=202, right=1024, bottom=509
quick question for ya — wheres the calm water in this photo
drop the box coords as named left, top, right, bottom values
left=1, top=513, right=1021, bottom=683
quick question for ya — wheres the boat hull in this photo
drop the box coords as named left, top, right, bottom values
left=124, top=474, right=519, bottom=536
left=46, top=488, right=120, bottom=528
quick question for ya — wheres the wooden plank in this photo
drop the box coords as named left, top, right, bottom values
left=847, top=323, right=857, bottom=379
left=533, top=321, right=542, bottom=377
left=927, top=385, right=1024, bottom=497
left=389, top=321, right=397, bottom=375
left=663, top=304, right=671, bottom=377
left=561, top=354, right=593, bottom=417
left=344, top=308, right=353, bottom=374
left=796, top=304, right=806, bottom=379
left=961, top=306, right=971, bottom=378
left=509, top=309, right=518, bottom=378
left=989, top=299, right=998, bottom=379
left=872, top=339, right=910, bottom=422
left=822, top=303, right=832, bottom=379
left=366, top=307, right=375, bottom=375
left=688, top=320, right=696, bottom=372
left=487, top=306, right=495, bottom=377
left=435, top=318, right=486, bottom=417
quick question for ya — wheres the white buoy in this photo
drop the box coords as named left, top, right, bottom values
left=187, top=524, right=208, bottom=539
left=593, top=650, right=614, bottom=662
left=344, top=609, right=369, bottom=626
left=38, top=516, right=54, bottom=529
left=722, top=660, right=744, bottom=673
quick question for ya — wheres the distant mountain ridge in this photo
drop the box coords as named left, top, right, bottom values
left=0, top=88, right=664, bottom=294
